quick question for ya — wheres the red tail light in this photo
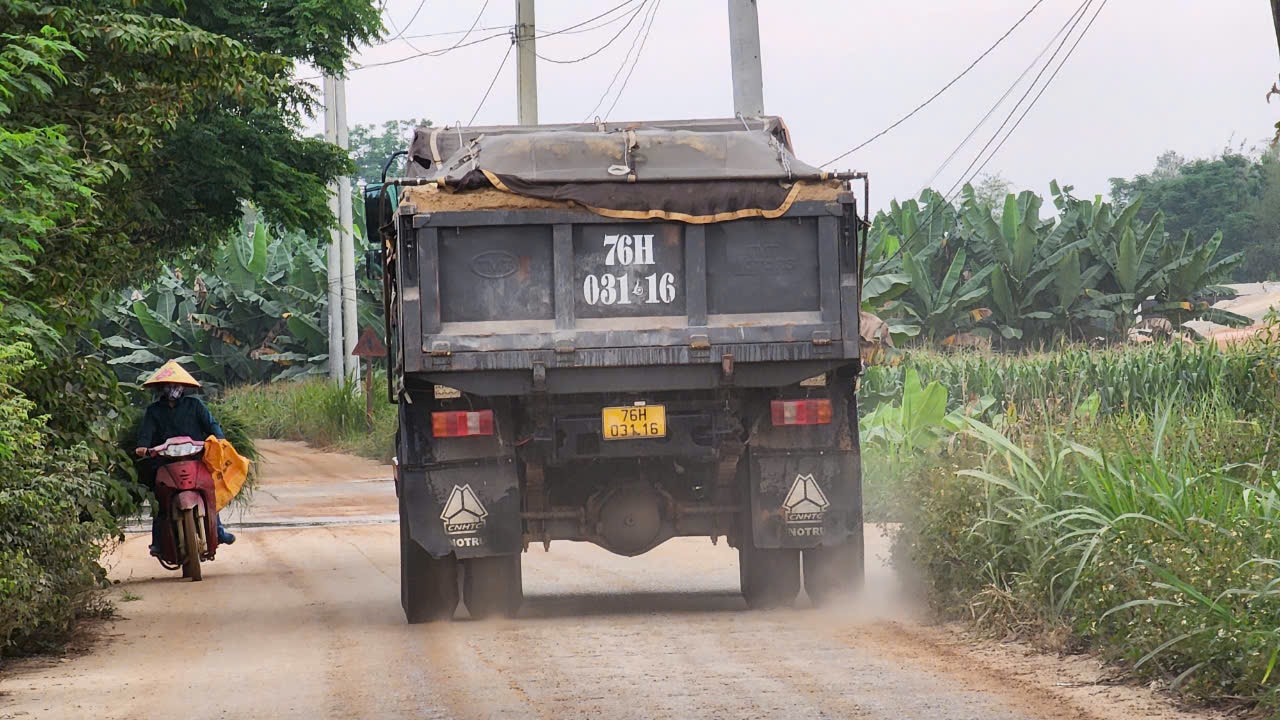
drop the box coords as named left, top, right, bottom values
left=432, top=410, right=495, bottom=438
left=771, top=399, right=832, bottom=426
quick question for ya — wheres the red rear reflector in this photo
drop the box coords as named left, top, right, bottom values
left=771, top=399, right=832, bottom=426
left=431, top=410, right=495, bottom=437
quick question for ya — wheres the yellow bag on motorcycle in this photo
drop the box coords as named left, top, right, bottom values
left=202, top=436, right=250, bottom=511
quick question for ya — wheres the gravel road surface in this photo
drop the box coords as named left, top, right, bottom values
left=0, top=441, right=1222, bottom=720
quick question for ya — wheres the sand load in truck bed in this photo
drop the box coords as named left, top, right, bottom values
left=399, top=117, right=846, bottom=224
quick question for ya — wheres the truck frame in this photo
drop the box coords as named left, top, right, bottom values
left=374, top=117, right=869, bottom=622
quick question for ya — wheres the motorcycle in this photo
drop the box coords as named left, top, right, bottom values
left=148, top=436, right=219, bottom=581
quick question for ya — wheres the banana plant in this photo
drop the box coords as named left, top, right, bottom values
left=861, top=368, right=995, bottom=464
left=864, top=190, right=966, bottom=342
left=99, top=222, right=340, bottom=387
left=1054, top=183, right=1249, bottom=332
left=894, top=245, right=993, bottom=343
left=961, top=186, right=1092, bottom=341
left=1149, top=229, right=1249, bottom=328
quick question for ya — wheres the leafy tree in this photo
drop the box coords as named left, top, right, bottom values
left=2, top=0, right=381, bottom=438
left=349, top=118, right=431, bottom=184
left=968, top=172, right=1012, bottom=220
left=0, top=24, right=94, bottom=342
left=1110, top=151, right=1278, bottom=281
left=3, top=0, right=380, bottom=325
left=0, top=343, right=115, bottom=657
left=0, top=0, right=381, bottom=653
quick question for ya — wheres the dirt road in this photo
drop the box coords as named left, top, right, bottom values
left=0, top=441, right=1222, bottom=720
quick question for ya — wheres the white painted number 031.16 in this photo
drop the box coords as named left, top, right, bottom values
left=583, top=234, right=677, bottom=306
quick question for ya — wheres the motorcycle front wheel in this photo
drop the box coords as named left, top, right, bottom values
left=180, top=508, right=203, bottom=582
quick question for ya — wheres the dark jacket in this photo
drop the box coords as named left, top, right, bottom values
left=136, top=395, right=225, bottom=449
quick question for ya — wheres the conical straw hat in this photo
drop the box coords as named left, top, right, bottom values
left=142, top=360, right=202, bottom=388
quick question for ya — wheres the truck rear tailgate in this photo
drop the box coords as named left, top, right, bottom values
left=396, top=200, right=860, bottom=385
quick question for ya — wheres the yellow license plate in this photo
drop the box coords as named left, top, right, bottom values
left=601, top=404, right=667, bottom=441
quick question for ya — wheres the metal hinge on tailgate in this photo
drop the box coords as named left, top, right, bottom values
left=430, top=340, right=452, bottom=368
left=811, top=330, right=833, bottom=354
left=553, top=339, right=575, bottom=366
left=690, top=333, right=711, bottom=360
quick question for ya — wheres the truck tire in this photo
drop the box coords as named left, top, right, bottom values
left=738, top=541, right=801, bottom=609
left=802, top=541, right=864, bottom=607
left=463, top=554, right=523, bottom=620
left=400, top=502, right=459, bottom=624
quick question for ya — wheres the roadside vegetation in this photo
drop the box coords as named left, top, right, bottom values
left=0, top=0, right=377, bottom=658
left=860, top=339, right=1280, bottom=713
left=215, top=379, right=396, bottom=463
left=862, top=181, right=1248, bottom=346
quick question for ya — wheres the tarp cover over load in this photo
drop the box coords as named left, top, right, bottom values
left=401, top=117, right=840, bottom=224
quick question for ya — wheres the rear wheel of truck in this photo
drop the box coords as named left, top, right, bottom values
left=463, top=554, right=523, bottom=620
left=802, top=541, right=864, bottom=606
left=400, top=502, right=459, bottom=624
left=738, top=541, right=801, bottom=609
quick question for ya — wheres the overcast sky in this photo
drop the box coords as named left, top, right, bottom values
left=305, top=0, right=1280, bottom=209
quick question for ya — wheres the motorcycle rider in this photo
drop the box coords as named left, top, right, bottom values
left=134, top=361, right=236, bottom=553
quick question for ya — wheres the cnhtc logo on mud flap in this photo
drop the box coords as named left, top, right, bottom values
left=782, top=474, right=829, bottom=534
left=441, top=484, right=488, bottom=536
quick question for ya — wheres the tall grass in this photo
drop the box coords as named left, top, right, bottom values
left=888, top=356, right=1280, bottom=712
left=214, top=377, right=396, bottom=463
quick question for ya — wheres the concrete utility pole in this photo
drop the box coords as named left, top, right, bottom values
left=515, top=0, right=538, bottom=124
left=335, top=79, right=359, bottom=383
left=1271, top=0, right=1279, bottom=61
left=727, top=0, right=765, bottom=117
left=322, top=74, right=345, bottom=382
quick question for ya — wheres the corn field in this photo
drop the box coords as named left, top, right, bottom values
left=860, top=341, right=1280, bottom=419
left=870, top=340, right=1280, bottom=713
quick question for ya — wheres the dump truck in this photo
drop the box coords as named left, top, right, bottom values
left=370, top=117, right=869, bottom=622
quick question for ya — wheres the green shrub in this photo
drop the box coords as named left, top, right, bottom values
left=0, top=342, right=115, bottom=656
left=894, top=411, right=1280, bottom=711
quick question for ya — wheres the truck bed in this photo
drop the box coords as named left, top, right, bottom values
left=393, top=197, right=860, bottom=394
left=384, top=118, right=863, bottom=396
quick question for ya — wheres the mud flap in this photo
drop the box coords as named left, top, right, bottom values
left=400, top=457, right=522, bottom=560
left=748, top=449, right=860, bottom=550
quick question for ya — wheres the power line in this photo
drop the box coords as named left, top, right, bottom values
left=923, top=0, right=1091, bottom=190
left=533, top=1, right=648, bottom=64
left=353, top=30, right=510, bottom=70
left=393, top=0, right=494, bottom=59
left=468, top=41, right=514, bottom=125
left=820, top=0, right=1047, bottom=169
left=383, top=0, right=430, bottom=44
left=535, top=0, right=643, bottom=39
left=582, top=0, right=655, bottom=120
left=412, top=0, right=491, bottom=56
left=940, top=0, right=1096, bottom=200
left=398, top=24, right=507, bottom=41
left=604, top=0, right=662, bottom=120
left=546, top=3, right=639, bottom=35
left=959, top=0, right=1109, bottom=190
left=328, top=2, right=646, bottom=77
left=873, top=0, right=1105, bottom=273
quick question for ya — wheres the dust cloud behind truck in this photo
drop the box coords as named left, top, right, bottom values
left=370, top=117, right=869, bottom=622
